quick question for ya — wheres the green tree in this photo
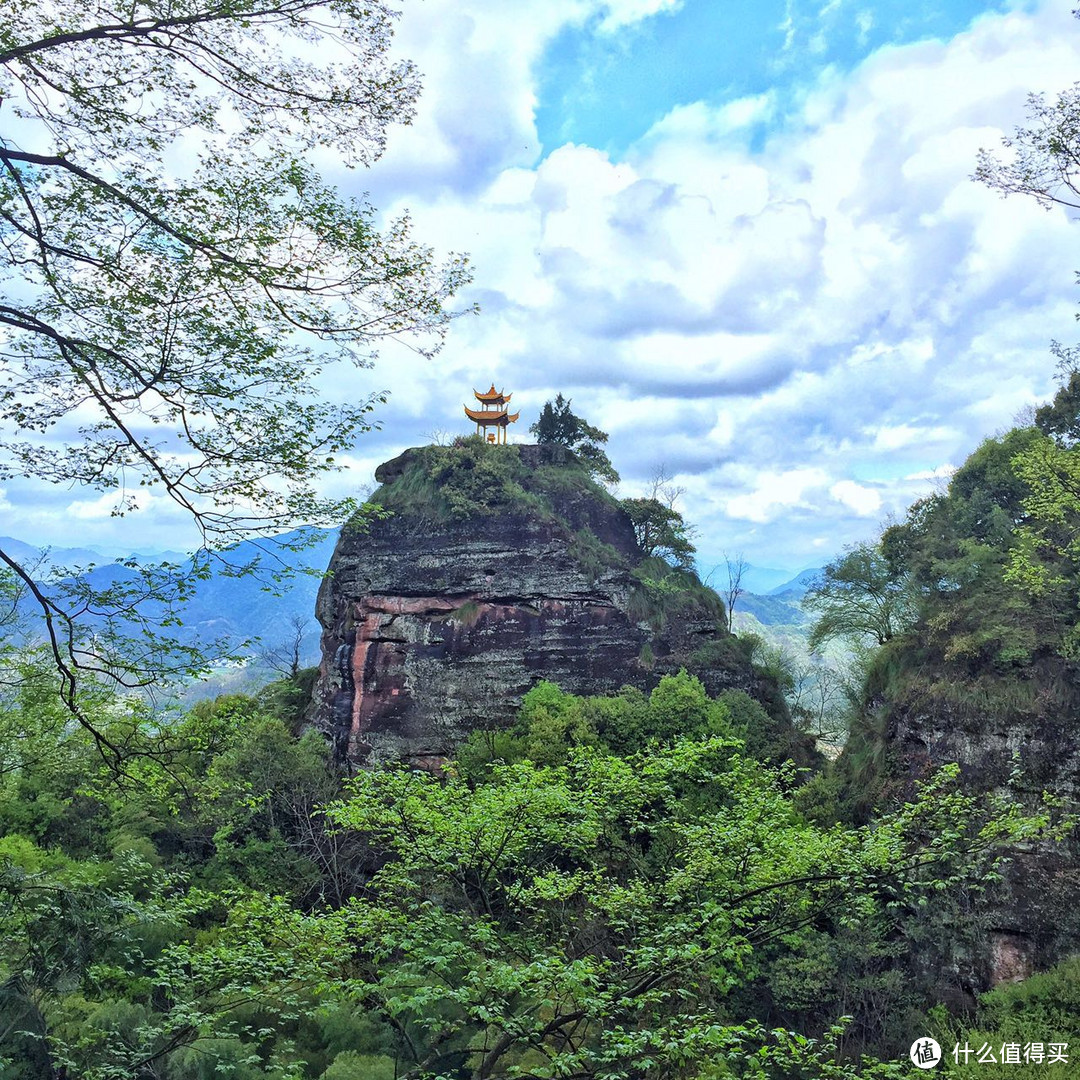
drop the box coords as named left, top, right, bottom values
left=1004, top=431, right=1080, bottom=657
left=0, top=683, right=369, bottom=1077
left=621, top=496, right=697, bottom=569
left=996, top=363, right=1080, bottom=626
left=880, top=429, right=1069, bottom=669
left=0, top=0, right=470, bottom=734
left=530, top=394, right=619, bottom=483
left=1034, top=344, right=1080, bottom=446
left=805, top=543, right=915, bottom=652
left=974, top=52, right=1080, bottom=660
left=307, top=746, right=1042, bottom=1080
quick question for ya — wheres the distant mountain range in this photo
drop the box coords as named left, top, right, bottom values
left=4, top=529, right=340, bottom=664
left=736, top=564, right=797, bottom=594
left=727, top=564, right=824, bottom=653
left=732, top=564, right=821, bottom=626
left=765, top=567, right=822, bottom=597
left=0, top=535, right=190, bottom=569
left=733, top=563, right=823, bottom=597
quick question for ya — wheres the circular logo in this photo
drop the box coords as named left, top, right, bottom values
left=910, top=1038, right=943, bottom=1070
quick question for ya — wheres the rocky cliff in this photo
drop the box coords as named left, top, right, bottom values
left=312, top=441, right=800, bottom=766
left=845, top=653, right=1080, bottom=989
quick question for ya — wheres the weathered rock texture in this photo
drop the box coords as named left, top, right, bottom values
left=312, top=444, right=790, bottom=766
left=865, top=674, right=1080, bottom=987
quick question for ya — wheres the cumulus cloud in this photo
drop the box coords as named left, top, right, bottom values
left=726, top=467, right=832, bottom=523
left=66, top=492, right=146, bottom=521
left=596, top=0, right=683, bottom=33
left=353, top=0, right=1079, bottom=568
left=904, top=464, right=957, bottom=483
left=11, top=0, right=1080, bottom=572
left=830, top=480, right=882, bottom=516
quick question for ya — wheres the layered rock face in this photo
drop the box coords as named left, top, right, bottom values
left=312, top=444, right=779, bottom=766
left=880, top=686, right=1080, bottom=985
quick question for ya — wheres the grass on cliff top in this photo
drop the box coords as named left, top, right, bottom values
left=860, top=638, right=1080, bottom=724
left=368, top=438, right=619, bottom=524
left=628, top=556, right=726, bottom=632
left=366, top=438, right=737, bottom=630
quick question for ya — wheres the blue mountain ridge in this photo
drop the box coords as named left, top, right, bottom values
left=733, top=567, right=823, bottom=627
left=766, top=567, right=822, bottom=597
left=6, top=528, right=339, bottom=661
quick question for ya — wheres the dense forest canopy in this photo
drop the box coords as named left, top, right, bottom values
left=1, top=665, right=1069, bottom=1078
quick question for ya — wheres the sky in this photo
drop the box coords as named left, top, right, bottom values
left=7, top=0, right=1080, bottom=575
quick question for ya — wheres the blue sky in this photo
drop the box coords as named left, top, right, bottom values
left=534, top=0, right=1014, bottom=157
left=5, top=0, right=1080, bottom=576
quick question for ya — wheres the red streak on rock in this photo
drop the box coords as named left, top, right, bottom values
left=350, top=610, right=383, bottom=748
left=364, top=594, right=472, bottom=616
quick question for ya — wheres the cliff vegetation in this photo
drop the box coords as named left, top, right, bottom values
left=790, top=370, right=1080, bottom=988
left=0, top=658, right=1066, bottom=1078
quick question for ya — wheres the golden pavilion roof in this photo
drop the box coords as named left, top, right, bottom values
left=465, top=381, right=520, bottom=443
left=473, top=384, right=512, bottom=406
left=464, top=405, right=520, bottom=425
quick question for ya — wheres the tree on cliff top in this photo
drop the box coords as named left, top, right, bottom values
left=530, top=394, right=619, bottom=483
left=805, top=542, right=915, bottom=652
left=621, top=497, right=696, bottom=569
left=973, top=29, right=1080, bottom=643
left=0, top=0, right=470, bottom=745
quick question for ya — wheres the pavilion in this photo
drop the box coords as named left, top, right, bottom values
left=464, top=384, right=520, bottom=443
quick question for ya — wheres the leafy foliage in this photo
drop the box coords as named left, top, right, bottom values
left=0, top=659, right=1070, bottom=1078
left=621, top=496, right=697, bottom=569
left=804, top=543, right=915, bottom=653
left=628, top=555, right=726, bottom=633
left=876, top=426, right=1074, bottom=674
left=371, top=439, right=616, bottom=525
left=530, top=394, right=620, bottom=483
left=930, top=956, right=1080, bottom=1078
left=1004, top=402, right=1080, bottom=658
left=975, top=80, right=1080, bottom=211
left=321, top=742, right=1035, bottom=1079
left=568, top=526, right=626, bottom=583
left=0, top=0, right=470, bottom=740
left=1034, top=343, right=1080, bottom=445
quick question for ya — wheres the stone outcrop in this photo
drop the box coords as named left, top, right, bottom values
left=862, top=675, right=1080, bottom=987
left=312, top=444, right=791, bottom=766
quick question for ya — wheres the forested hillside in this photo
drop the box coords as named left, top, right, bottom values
left=4, top=0, right=1080, bottom=1075
left=796, top=373, right=1080, bottom=982
left=2, top=654, right=1074, bottom=1078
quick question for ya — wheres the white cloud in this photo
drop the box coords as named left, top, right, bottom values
left=596, top=0, right=683, bottom=33
left=904, top=464, right=957, bottom=482
left=13, top=0, right=1080, bottom=572
left=871, top=424, right=955, bottom=452
left=830, top=479, right=882, bottom=516
left=726, top=467, right=831, bottom=524
left=66, top=492, right=147, bottom=521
